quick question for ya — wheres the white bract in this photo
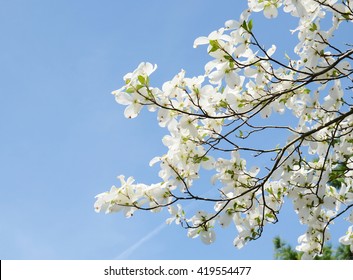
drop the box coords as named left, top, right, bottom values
left=96, top=0, right=353, bottom=259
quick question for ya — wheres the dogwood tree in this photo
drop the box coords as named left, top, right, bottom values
left=95, top=0, right=353, bottom=259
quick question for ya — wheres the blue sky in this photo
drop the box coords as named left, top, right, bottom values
left=0, top=0, right=351, bottom=260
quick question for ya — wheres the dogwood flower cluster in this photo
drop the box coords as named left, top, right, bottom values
left=95, top=0, right=353, bottom=258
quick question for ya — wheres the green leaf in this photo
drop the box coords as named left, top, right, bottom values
left=135, top=84, right=144, bottom=91
left=241, top=20, right=248, bottom=32
left=241, top=20, right=253, bottom=32
left=192, top=155, right=209, bottom=164
left=209, top=40, right=219, bottom=53
left=219, top=100, right=228, bottom=108
left=224, top=55, right=233, bottom=61
left=125, top=87, right=135, bottom=94
left=226, top=170, right=235, bottom=175
left=328, top=162, right=348, bottom=189
left=248, top=19, right=253, bottom=32
left=331, top=70, right=339, bottom=77
left=138, top=75, right=146, bottom=84
left=309, top=22, right=317, bottom=32
left=342, top=13, right=351, bottom=20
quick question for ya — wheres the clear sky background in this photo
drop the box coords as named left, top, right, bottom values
left=0, top=0, right=351, bottom=260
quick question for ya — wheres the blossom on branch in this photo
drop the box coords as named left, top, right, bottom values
left=96, top=0, right=353, bottom=259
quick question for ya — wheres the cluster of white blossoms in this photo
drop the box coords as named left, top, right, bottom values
left=95, top=0, right=353, bottom=259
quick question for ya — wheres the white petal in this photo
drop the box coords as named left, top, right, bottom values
left=225, top=71, right=240, bottom=89
left=244, top=67, right=257, bottom=77
left=225, top=19, right=238, bottom=29
left=260, top=105, right=272, bottom=118
left=115, top=92, right=133, bottom=105
left=149, top=156, right=161, bottom=167
left=267, top=45, right=277, bottom=57
left=145, top=62, right=158, bottom=75
left=200, top=230, right=216, bottom=244
left=124, top=103, right=142, bottom=119
left=264, top=5, right=278, bottom=19
left=193, top=37, right=209, bottom=48
left=208, top=29, right=224, bottom=40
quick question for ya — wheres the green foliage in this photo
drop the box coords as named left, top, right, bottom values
left=209, top=40, right=220, bottom=53
left=309, top=22, right=317, bottom=32
left=335, top=242, right=353, bottom=260
left=241, top=20, right=253, bottom=32
left=273, top=236, right=353, bottom=260
left=273, top=236, right=302, bottom=260
left=328, top=162, right=348, bottom=189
